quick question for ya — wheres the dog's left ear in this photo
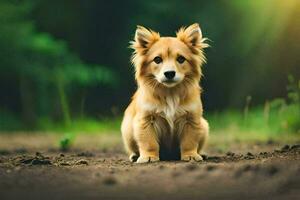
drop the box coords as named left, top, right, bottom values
left=177, top=23, right=208, bottom=49
left=131, top=25, right=160, bottom=52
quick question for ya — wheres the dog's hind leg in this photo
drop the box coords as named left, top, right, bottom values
left=121, top=112, right=139, bottom=162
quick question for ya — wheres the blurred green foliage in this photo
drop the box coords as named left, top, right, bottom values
left=0, top=0, right=117, bottom=128
left=286, top=75, right=300, bottom=132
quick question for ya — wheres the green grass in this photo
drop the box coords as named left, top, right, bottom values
left=59, top=132, right=76, bottom=151
left=0, top=105, right=298, bottom=137
left=36, top=117, right=122, bottom=134
left=1, top=104, right=299, bottom=151
left=0, top=112, right=122, bottom=134
left=206, top=103, right=300, bottom=142
left=36, top=118, right=121, bottom=150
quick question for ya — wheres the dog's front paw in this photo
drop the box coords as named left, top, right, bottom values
left=136, top=156, right=159, bottom=163
left=181, top=154, right=203, bottom=162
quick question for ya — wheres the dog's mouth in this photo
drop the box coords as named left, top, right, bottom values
left=156, top=76, right=183, bottom=87
left=161, top=79, right=179, bottom=87
left=162, top=79, right=176, bottom=84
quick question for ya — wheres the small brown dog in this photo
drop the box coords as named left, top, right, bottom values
left=121, top=23, right=209, bottom=163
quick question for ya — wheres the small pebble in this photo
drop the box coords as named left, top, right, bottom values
left=31, top=159, right=52, bottom=165
left=291, top=144, right=300, bottom=150
left=60, top=162, right=71, bottom=166
left=244, top=152, right=255, bottom=160
left=36, top=152, right=43, bottom=156
left=207, top=156, right=221, bottom=162
left=246, top=152, right=254, bottom=156
left=281, top=145, right=290, bottom=151
left=259, top=152, right=268, bottom=155
left=77, top=152, right=95, bottom=157
left=226, top=151, right=235, bottom=157
left=75, top=159, right=88, bottom=165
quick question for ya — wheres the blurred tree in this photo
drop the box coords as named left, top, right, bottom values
left=0, top=0, right=116, bottom=127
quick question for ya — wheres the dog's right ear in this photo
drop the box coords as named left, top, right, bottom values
left=130, top=26, right=160, bottom=52
left=176, top=23, right=209, bottom=51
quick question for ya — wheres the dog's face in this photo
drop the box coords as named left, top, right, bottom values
left=131, top=23, right=208, bottom=88
left=145, top=38, right=192, bottom=87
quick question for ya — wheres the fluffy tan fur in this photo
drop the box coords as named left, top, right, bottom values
left=121, top=23, right=209, bottom=163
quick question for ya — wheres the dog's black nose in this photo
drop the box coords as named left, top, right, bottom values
left=164, top=71, right=176, bottom=80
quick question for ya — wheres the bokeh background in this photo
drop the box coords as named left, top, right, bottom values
left=0, top=0, right=299, bottom=146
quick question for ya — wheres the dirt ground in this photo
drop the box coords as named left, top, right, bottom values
left=0, top=133, right=299, bottom=200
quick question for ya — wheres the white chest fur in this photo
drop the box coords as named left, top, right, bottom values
left=157, top=95, right=182, bottom=131
left=139, top=95, right=195, bottom=133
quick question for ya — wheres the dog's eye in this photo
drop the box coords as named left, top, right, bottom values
left=177, top=56, right=186, bottom=64
left=153, top=56, right=162, bottom=64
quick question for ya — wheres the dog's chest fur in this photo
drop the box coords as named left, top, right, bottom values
left=146, top=94, right=192, bottom=138
left=139, top=89, right=197, bottom=135
left=157, top=95, right=183, bottom=129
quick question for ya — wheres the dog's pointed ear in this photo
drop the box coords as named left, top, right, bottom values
left=131, top=25, right=160, bottom=51
left=177, top=23, right=208, bottom=49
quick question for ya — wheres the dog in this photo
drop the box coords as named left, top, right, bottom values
left=121, top=23, right=209, bottom=163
